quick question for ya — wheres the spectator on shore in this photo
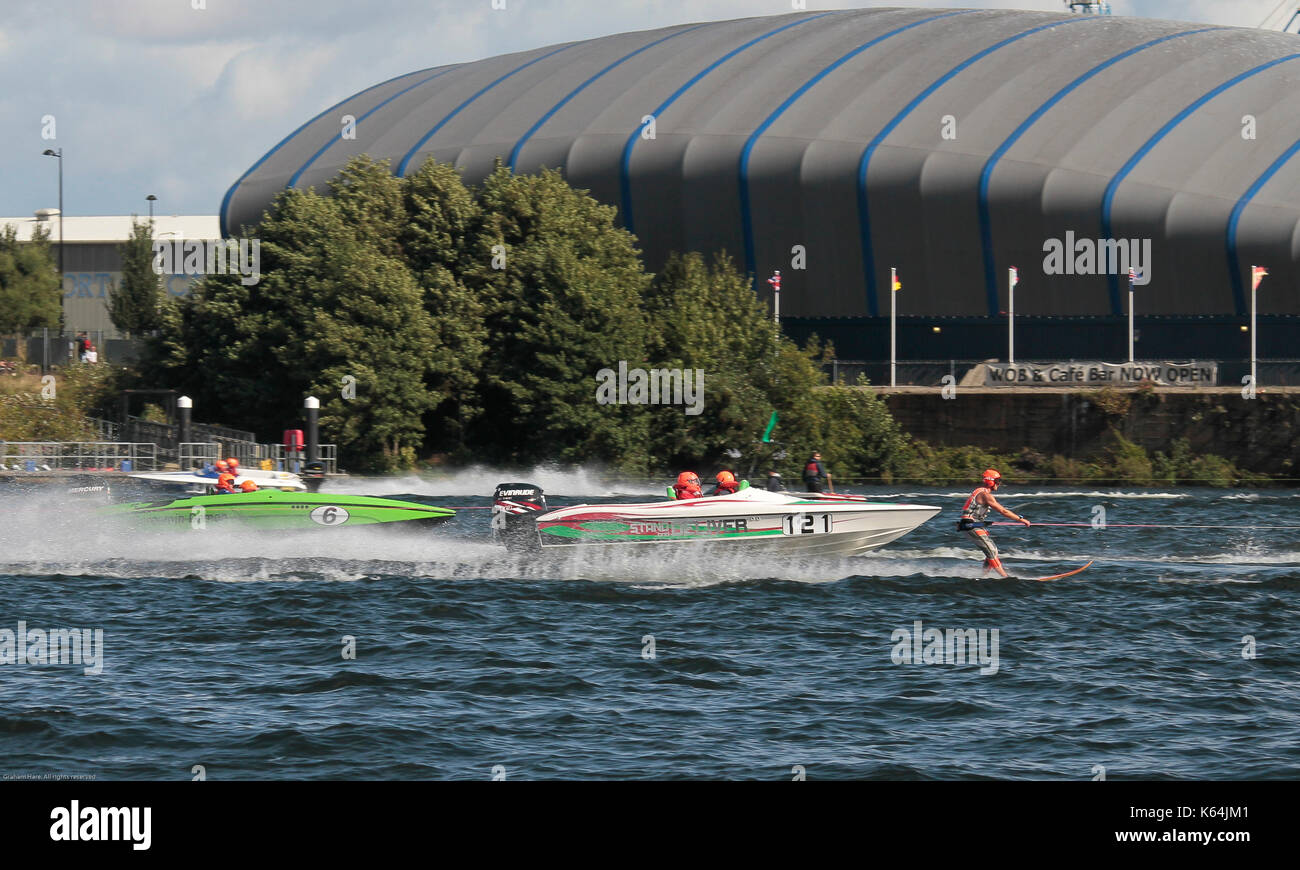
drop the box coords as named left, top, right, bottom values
left=765, top=470, right=783, bottom=492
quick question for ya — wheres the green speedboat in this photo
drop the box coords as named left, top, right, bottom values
left=102, top=489, right=454, bottom=531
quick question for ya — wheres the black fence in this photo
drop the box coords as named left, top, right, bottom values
left=786, top=314, right=1300, bottom=363
left=824, top=359, right=1300, bottom=388
left=1, top=331, right=145, bottom=371
left=119, top=416, right=258, bottom=463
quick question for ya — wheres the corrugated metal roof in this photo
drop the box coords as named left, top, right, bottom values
left=220, top=6, right=1300, bottom=317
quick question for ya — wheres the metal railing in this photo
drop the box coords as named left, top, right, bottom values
left=0, top=441, right=159, bottom=471
left=180, top=441, right=337, bottom=474
left=825, top=358, right=1300, bottom=387
left=267, top=443, right=337, bottom=475
left=1, top=330, right=146, bottom=371
left=0, top=439, right=337, bottom=474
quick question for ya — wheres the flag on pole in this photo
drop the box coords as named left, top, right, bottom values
left=892, top=272, right=902, bottom=292
left=1128, top=266, right=1138, bottom=288
left=1252, top=265, right=1268, bottom=292
left=767, top=271, right=781, bottom=292
left=1009, top=267, right=1018, bottom=287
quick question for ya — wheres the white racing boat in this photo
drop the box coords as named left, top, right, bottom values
left=127, top=469, right=308, bottom=491
left=492, top=482, right=940, bottom=556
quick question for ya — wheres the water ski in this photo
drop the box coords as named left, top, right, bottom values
left=1020, top=560, right=1093, bottom=582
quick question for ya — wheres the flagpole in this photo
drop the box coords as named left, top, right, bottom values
left=1128, top=275, right=1135, bottom=364
left=1251, top=266, right=1258, bottom=390
left=1008, top=267, right=1015, bottom=366
left=890, top=266, right=897, bottom=388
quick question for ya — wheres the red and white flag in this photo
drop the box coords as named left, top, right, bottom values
left=1009, top=266, right=1018, bottom=287
left=767, top=271, right=781, bottom=292
left=1252, top=265, right=1268, bottom=292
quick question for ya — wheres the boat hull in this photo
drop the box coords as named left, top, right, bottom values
left=532, top=493, right=940, bottom=557
left=102, top=491, right=453, bottom=531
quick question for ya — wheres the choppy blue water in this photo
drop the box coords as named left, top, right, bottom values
left=2, top=476, right=1298, bottom=780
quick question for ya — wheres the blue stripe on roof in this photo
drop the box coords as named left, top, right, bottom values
left=619, top=12, right=838, bottom=238
left=1100, top=52, right=1300, bottom=313
left=977, top=28, right=1214, bottom=316
left=218, top=66, right=440, bottom=237
left=738, top=10, right=975, bottom=293
left=288, top=67, right=458, bottom=189
left=508, top=24, right=710, bottom=173
left=395, top=44, right=576, bottom=178
left=858, top=15, right=1094, bottom=317
left=1226, top=137, right=1300, bottom=313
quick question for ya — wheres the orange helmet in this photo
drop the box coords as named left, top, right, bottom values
left=676, top=471, right=700, bottom=487
left=982, top=469, right=1002, bottom=488
left=214, top=460, right=229, bottom=472
left=226, top=457, right=240, bottom=469
left=239, top=480, right=259, bottom=492
left=716, top=470, right=735, bottom=484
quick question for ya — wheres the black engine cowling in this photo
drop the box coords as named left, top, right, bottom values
left=492, top=483, right=547, bottom=551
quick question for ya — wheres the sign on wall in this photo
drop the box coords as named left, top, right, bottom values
left=979, top=361, right=1218, bottom=387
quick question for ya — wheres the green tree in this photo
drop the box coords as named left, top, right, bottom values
left=642, top=251, right=780, bottom=467
left=109, top=218, right=165, bottom=336
left=145, top=164, right=439, bottom=471
left=0, top=224, right=61, bottom=334
left=401, top=158, right=488, bottom=454
left=465, top=164, right=652, bottom=470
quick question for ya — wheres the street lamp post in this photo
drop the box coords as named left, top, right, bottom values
left=146, top=194, right=157, bottom=224
left=41, top=148, right=64, bottom=293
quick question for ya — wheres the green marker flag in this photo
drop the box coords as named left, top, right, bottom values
left=761, top=411, right=778, bottom=443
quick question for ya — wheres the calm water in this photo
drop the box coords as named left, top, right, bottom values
left=2, top=473, right=1297, bottom=780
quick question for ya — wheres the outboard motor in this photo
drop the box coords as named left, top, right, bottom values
left=65, top=481, right=113, bottom=503
left=492, top=482, right=547, bottom=551
left=301, top=460, right=326, bottom=493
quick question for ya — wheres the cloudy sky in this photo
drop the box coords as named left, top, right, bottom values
left=2, top=0, right=1290, bottom=220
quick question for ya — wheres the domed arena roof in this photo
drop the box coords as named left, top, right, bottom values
left=220, top=6, right=1300, bottom=318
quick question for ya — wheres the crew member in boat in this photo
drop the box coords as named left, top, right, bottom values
left=802, top=452, right=833, bottom=493
left=239, top=479, right=259, bottom=493
left=671, top=471, right=702, bottom=500
left=709, top=470, right=740, bottom=496
left=957, top=468, right=1030, bottom=578
left=215, top=470, right=238, bottom=494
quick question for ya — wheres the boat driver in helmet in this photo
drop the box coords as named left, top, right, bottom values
left=710, top=470, right=740, bottom=496
left=671, top=471, right=702, bottom=500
